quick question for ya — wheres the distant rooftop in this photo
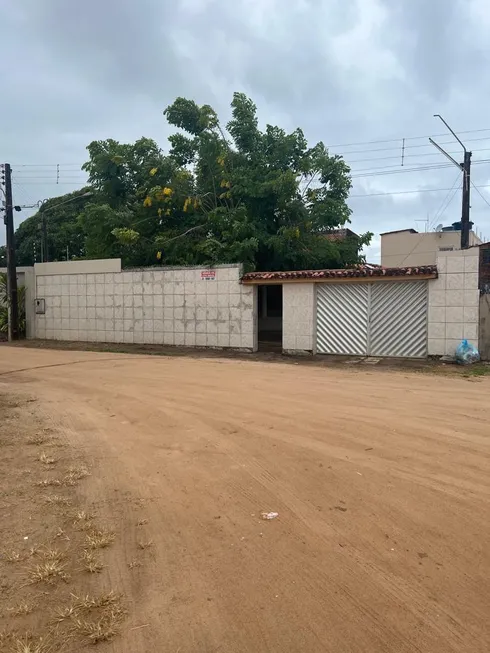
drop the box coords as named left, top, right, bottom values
left=380, top=229, right=418, bottom=236
left=323, top=228, right=359, bottom=241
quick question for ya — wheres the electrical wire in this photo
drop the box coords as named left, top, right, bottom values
left=327, top=135, right=490, bottom=156
left=349, top=184, right=490, bottom=199
left=428, top=173, right=462, bottom=231
left=325, top=127, right=490, bottom=149
left=470, top=180, right=490, bottom=210
left=11, top=159, right=490, bottom=186
left=10, top=127, right=490, bottom=171
left=398, top=185, right=460, bottom=267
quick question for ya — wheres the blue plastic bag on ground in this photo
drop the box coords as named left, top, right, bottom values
left=454, top=339, right=480, bottom=365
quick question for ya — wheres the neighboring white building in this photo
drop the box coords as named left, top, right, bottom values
left=381, top=226, right=482, bottom=268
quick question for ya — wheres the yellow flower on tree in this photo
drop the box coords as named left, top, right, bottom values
left=163, top=187, right=173, bottom=196
left=143, top=196, right=152, bottom=208
left=149, top=167, right=158, bottom=176
left=183, top=197, right=192, bottom=212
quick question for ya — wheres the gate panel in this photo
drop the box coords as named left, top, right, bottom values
left=316, top=284, right=369, bottom=355
left=369, top=281, right=427, bottom=357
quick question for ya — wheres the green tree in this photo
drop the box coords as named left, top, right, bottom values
left=13, top=94, right=371, bottom=271
left=80, top=137, right=193, bottom=265
left=14, top=189, right=93, bottom=265
left=161, top=92, right=371, bottom=270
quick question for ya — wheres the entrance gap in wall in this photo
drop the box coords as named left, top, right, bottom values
left=258, top=285, right=283, bottom=351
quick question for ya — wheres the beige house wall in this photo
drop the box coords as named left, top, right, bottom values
left=33, top=263, right=257, bottom=350
left=427, top=248, right=480, bottom=356
left=381, top=230, right=481, bottom=268
left=34, top=259, right=122, bottom=276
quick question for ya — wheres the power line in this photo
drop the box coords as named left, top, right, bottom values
left=12, top=158, right=490, bottom=186
left=326, top=127, right=490, bottom=149
left=349, top=184, right=490, bottom=199
left=429, top=181, right=461, bottom=232
left=398, top=186, right=460, bottom=267
left=10, top=127, right=490, bottom=170
left=349, top=158, right=490, bottom=175
left=328, top=135, right=490, bottom=156
left=471, top=180, right=490, bottom=210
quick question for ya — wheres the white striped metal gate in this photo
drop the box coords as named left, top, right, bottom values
left=316, top=281, right=428, bottom=357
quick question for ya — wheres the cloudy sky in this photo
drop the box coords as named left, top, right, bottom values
left=2, top=0, right=490, bottom=261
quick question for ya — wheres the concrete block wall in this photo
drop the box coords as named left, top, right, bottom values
left=428, top=248, right=480, bottom=356
left=34, top=264, right=256, bottom=350
left=282, top=283, right=315, bottom=353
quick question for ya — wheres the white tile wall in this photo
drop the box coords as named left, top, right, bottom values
left=35, top=265, right=257, bottom=351
left=428, top=249, right=480, bottom=357
left=282, top=284, right=315, bottom=352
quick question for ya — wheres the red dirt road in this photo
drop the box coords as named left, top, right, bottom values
left=1, top=347, right=489, bottom=652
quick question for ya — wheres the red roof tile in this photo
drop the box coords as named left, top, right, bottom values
left=242, top=264, right=437, bottom=282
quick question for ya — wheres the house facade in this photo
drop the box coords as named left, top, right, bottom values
left=7, top=246, right=486, bottom=359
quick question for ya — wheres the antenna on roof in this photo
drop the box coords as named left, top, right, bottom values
left=435, top=224, right=443, bottom=232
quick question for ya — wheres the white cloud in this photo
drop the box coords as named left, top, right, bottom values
left=2, top=0, right=490, bottom=249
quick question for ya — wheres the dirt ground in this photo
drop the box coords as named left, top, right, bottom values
left=0, top=346, right=489, bottom=653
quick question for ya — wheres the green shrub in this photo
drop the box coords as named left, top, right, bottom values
left=0, top=272, right=26, bottom=336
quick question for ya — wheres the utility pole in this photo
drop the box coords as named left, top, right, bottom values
left=461, top=150, right=472, bottom=249
left=2, top=164, right=19, bottom=340
left=42, top=211, right=47, bottom=262
left=429, top=115, right=472, bottom=249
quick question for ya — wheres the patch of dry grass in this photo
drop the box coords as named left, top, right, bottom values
left=72, top=590, right=121, bottom=611
left=55, top=528, right=70, bottom=541
left=40, top=548, right=66, bottom=562
left=85, top=529, right=115, bottom=550
left=137, top=518, right=148, bottom=526
left=26, top=434, right=50, bottom=446
left=50, top=605, right=78, bottom=624
left=8, top=601, right=33, bottom=616
left=9, top=635, right=51, bottom=653
left=43, top=495, right=71, bottom=507
left=137, top=540, right=153, bottom=550
left=3, top=550, right=22, bottom=563
left=39, top=453, right=56, bottom=465
left=70, top=610, right=123, bottom=644
left=36, top=479, right=62, bottom=488
left=36, top=466, right=90, bottom=488
left=80, top=550, right=104, bottom=574
left=127, top=559, right=142, bottom=569
left=73, top=510, right=96, bottom=532
left=51, top=591, right=125, bottom=644
left=73, top=510, right=95, bottom=524
left=63, top=465, right=90, bottom=485
left=28, top=550, right=69, bottom=585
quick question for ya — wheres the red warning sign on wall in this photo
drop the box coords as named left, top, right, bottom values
left=200, top=270, right=216, bottom=280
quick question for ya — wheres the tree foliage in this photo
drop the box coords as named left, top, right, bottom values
left=14, top=94, right=371, bottom=271
left=14, top=189, right=92, bottom=265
